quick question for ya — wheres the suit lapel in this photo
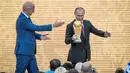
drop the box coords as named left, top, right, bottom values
left=28, top=17, right=32, bottom=23
left=83, top=20, right=86, bottom=37
left=72, top=19, right=76, bottom=33
left=20, top=12, right=32, bottom=23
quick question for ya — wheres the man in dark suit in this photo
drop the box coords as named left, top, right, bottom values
left=14, top=1, right=64, bottom=73
left=65, top=7, right=111, bottom=66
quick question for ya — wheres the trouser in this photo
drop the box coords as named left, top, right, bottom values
left=15, top=54, right=39, bottom=73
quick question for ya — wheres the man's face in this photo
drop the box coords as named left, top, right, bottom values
left=74, top=9, right=85, bottom=21
left=28, top=5, right=35, bottom=16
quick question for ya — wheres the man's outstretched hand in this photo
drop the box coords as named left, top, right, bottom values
left=53, top=19, right=65, bottom=27
left=104, top=31, right=111, bottom=38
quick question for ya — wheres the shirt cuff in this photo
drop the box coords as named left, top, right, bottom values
left=40, top=35, right=43, bottom=40
left=51, top=24, right=53, bottom=31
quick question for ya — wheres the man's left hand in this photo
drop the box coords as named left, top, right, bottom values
left=41, top=34, right=50, bottom=40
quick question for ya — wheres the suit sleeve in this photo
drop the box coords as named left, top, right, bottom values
left=22, top=18, right=53, bottom=31
left=65, top=24, right=74, bottom=44
left=89, top=21, right=105, bottom=37
left=34, top=32, right=42, bottom=40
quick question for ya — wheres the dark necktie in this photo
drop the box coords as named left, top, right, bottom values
left=28, top=17, right=30, bottom=20
left=28, top=17, right=32, bottom=23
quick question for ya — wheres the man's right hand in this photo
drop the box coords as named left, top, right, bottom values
left=53, top=19, right=65, bottom=27
left=72, top=34, right=78, bottom=40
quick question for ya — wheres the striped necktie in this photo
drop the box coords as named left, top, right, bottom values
left=82, top=23, right=85, bottom=37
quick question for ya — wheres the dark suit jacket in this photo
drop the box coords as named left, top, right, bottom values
left=14, top=12, right=52, bottom=55
left=65, top=20, right=105, bottom=63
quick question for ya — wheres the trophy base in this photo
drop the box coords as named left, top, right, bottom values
left=74, top=39, right=82, bottom=43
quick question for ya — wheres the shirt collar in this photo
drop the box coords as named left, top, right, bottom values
left=22, top=11, right=29, bottom=18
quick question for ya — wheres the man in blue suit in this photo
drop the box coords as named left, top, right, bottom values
left=14, top=1, right=64, bottom=73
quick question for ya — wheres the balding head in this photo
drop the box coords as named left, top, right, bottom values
left=74, top=7, right=85, bottom=14
left=81, top=62, right=92, bottom=73
left=22, top=1, right=35, bottom=16
left=23, top=1, right=34, bottom=11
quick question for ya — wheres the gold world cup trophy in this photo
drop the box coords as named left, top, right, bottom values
left=73, top=20, right=82, bottom=43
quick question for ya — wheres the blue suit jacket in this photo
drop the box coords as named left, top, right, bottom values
left=14, top=12, right=52, bottom=55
